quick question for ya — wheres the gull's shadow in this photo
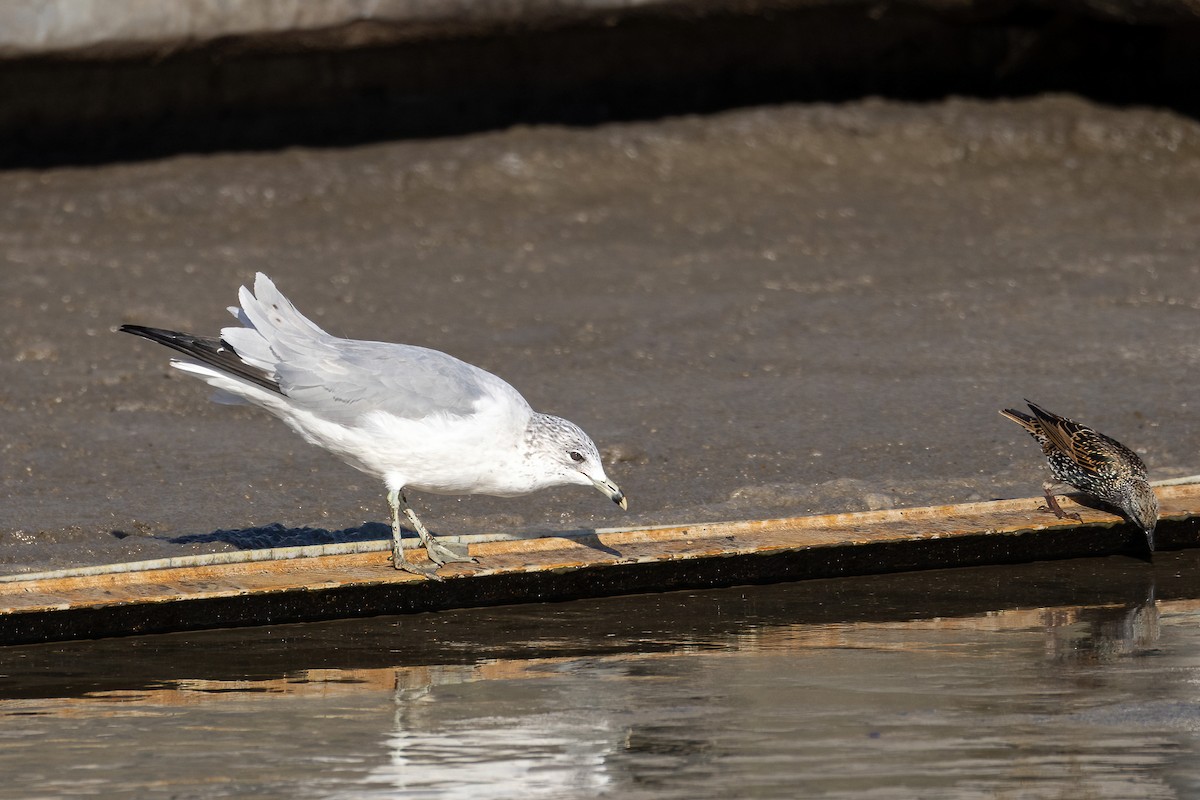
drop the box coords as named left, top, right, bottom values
left=165, top=522, right=393, bottom=549
left=155, top=523, right=622, bottom=556
left=539, top=529, right=623, bottom=558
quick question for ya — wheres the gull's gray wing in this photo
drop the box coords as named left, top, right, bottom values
left=270, top=337, right=520, bottom=425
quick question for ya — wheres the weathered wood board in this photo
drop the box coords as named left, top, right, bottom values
left=1, top=486, right=1197, bottom=645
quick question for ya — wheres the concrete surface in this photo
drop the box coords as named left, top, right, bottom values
left=2, top=93, right=1200, bottom=572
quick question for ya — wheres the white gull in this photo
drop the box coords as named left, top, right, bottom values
left=120, top=273, right=626, bottom=577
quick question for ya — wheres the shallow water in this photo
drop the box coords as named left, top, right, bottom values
left=3, top=552, right=1200, bottom=799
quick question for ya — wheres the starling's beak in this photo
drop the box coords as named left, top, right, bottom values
left=592, top=477, right=628, bottom=510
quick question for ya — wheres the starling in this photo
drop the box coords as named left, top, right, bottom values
left=1000, top=400, right=1158, bottom=551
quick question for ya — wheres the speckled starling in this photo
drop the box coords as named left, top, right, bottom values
left=1000, top=400, right=1158, bottom=551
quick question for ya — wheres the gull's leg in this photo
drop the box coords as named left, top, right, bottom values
left=387, top=488, right=443, bottom=579
left=1040, top=481, right=1082, bottom=523
left=400, top=490, right=475, bottom=565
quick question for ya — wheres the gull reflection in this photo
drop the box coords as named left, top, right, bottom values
left=365, top=666, right=615, bottom=798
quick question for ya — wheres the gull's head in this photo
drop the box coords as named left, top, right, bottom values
left=530, top=414, right=627, bottom=510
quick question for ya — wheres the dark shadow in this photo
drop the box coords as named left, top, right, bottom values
left=4, top=6, right=1200, bottom=167
left=138, top=522, right=620, bottom=554
left=561, top=531, right=623, bottom=558
left=1058, top=493, right=1156, bottom=562
left=166, top=521, right=392, bottom=549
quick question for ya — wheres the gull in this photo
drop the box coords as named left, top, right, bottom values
left=120, top=273, right=626, bottom=577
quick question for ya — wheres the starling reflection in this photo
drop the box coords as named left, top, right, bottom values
left=1000, top=401, right=1158, bottom=551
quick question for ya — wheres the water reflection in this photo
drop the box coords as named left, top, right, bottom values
left=2, top=552, right=1200, bottom=798
left=1043, top=589, right=1161, bottom=663
left=375, top=683, right=615, bottom=798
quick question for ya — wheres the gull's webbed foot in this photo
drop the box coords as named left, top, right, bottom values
left=391, top=542, right=445, bottom=580
left=424, top=538, right=476, bottom=566
left=388, top=487, right=473, bottom=573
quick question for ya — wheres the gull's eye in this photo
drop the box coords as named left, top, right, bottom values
left=569, top=451, right=584, bottom=463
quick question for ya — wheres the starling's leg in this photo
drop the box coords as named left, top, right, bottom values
left=387, top=488, right=443, bottom=579
left=399, top=490, right=476, bottom=566
left=1040, top=481, right=1083, bottom=523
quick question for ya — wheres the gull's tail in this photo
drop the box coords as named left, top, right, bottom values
left=118, top=325, right=282, bottom=393
left=122, top=274, right=330, bottom=405
left=219, top=273, right=330, bottom=375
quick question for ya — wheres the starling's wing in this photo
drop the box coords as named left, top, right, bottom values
left=1026, top=402, right=1113, bottom=474
left=1091, top=430, right=1150, bottom=476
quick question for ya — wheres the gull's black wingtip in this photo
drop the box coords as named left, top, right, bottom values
left=118, top=323, right=164, bottom=340
left=119, top=321, right=187, bottom=345
left=118, top=323, right=282, bottom=394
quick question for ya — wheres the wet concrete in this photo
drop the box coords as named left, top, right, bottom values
left=3, top=94, right=1200, bottom=572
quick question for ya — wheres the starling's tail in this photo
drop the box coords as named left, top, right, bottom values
left=999, top=407, right=1039, bottom=435
left=119, top=325, right=282, bottom=394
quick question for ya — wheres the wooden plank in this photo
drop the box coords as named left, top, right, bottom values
left=1, top=485, right=1198, bottom=645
